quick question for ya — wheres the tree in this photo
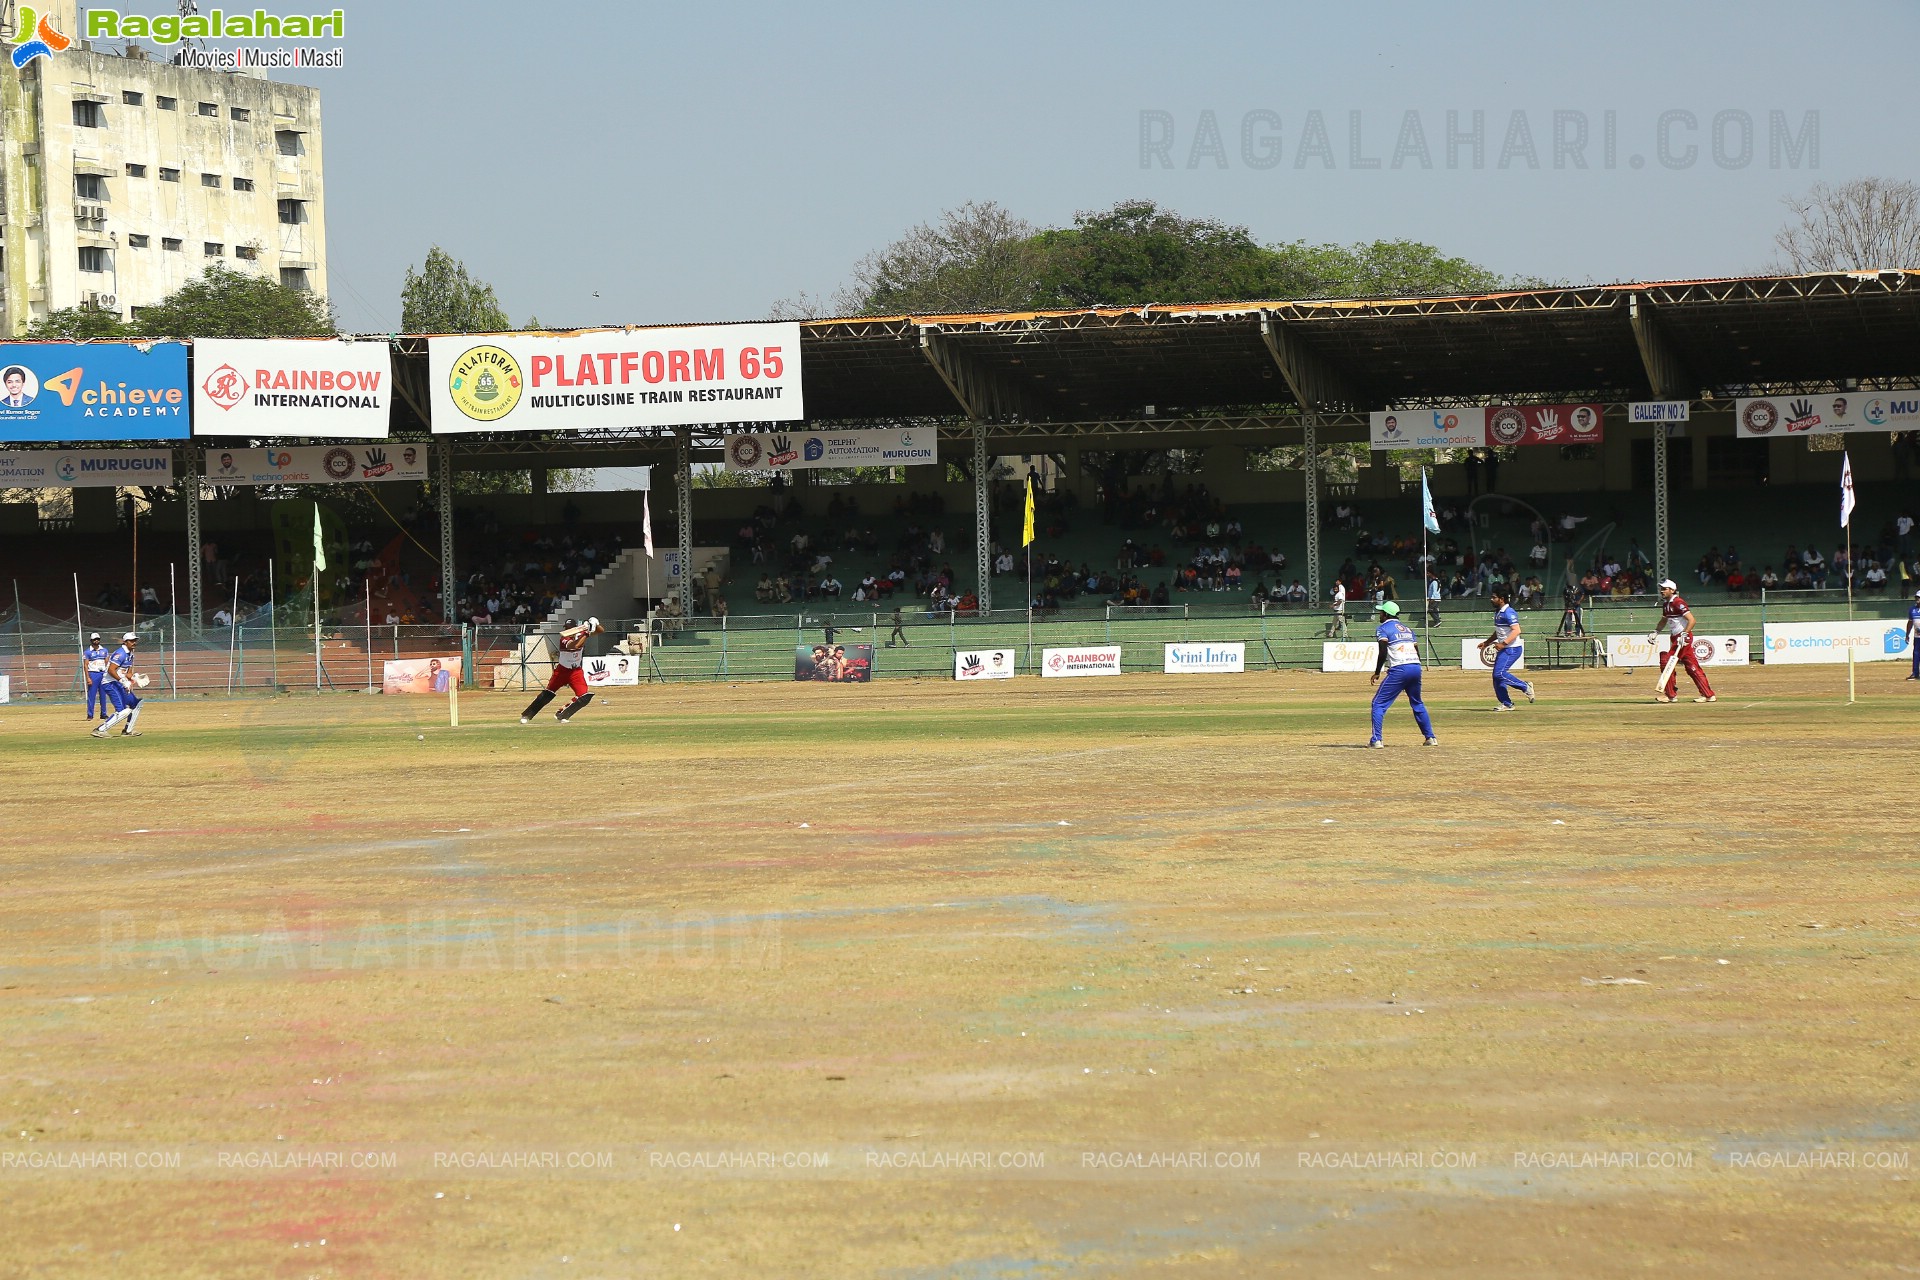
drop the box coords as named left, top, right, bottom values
left=132, top=263, right=334, bottom=338
left=846, top=201, right=1044, bottom=314
left=1031, top=200, right=1309, bottom=307
left=1279, top=238, right=1504, bottom=297
left=401, top=246, right=510, bottom=332
left=1775, top=178, right=1920, bottom=272
left=25, top=303, right=134, bottom=340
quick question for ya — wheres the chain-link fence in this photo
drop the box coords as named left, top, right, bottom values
left=1, top=591, right=1908, bottom=700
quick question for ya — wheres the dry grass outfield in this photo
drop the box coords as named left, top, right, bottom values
left=1, top=667, right=1916, bottom=1278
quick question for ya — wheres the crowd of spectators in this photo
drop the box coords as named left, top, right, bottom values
left=744, top=490, right=979, bottom=614
left=455, top=529, right=623, bottom=626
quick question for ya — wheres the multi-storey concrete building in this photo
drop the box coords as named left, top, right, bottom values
left=0, top=0, right=326, bottom=335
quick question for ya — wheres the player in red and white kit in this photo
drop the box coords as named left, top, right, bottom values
left=520, top=617, right=603, bottom=724
left=1652, top=579, right=1716, bottom=704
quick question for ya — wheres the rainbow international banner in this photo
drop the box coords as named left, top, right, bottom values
left=193, top=339, right=392, bottom=439
left=205, top=444, right=429, bottom=486
left=1041, top=646, right=1122, bottom=677
left=0, top=450, right=173, bottom=487
left=1736, top=393, right=1920, bottom=437
left=428, top=324, right=802, bottom=434
left=0, top=343, right=189, bottom=441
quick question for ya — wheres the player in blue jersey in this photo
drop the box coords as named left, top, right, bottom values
left=1481, top=587, right=1536, bottom=711
left=1368, top=601, right=1437, bottom=748
left=83, top=632, right=111, bottom=722
left=92, top=632, right=146, bottom=738
left=1907, top=589, right=1920, bottom=681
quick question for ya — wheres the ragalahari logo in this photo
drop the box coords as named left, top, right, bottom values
left=201, top=364, right=249, bottom=411
left=9, top=6, right=72, bottom=68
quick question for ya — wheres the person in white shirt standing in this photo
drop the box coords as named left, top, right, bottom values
left=1325, top=580, right=1348, bottom=639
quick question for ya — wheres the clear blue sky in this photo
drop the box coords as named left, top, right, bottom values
left=256, top=0, right=1919, bottom=333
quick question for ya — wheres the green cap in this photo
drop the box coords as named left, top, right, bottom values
left=1375, top=600, right=1400, bottom=617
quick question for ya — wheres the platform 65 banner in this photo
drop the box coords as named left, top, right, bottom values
left=724, top=428, right=936, bottom=472
left=427, top=323, right=802, bottom=433
left=0, top=342, right=188, bottom=442
left=194, top=339, right=391, bottom=439
left=205, top=444, right=429, bottom=486
left=1736, top=394, right=1920, bottom=437
left=0, top=450, right=173, bottom=488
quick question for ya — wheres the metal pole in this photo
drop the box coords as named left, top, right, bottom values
left=169, top=562, right=177, bottom=699
left=1652, top=424, right=1671, bottom=588
left=312, top=561, right=322, bottom=691
left=973, top=421, right=991, bottom=612
left=130, top=497, right=140, bottom=630
left=12, top=579, right=26, bottom=696
left=1302, top=415, right=1322, bottom=610
left=675, top=427, right=694, bottom=616
left=227, top=577, right=240, bottom=695
left=437, top=439, right=457, bottom=623
left=72, top=573, right=85, bottom=695
left=366, top=578, right=374, bottom=692
left=183, top=446, right=203, bottom=633
left=267, top=557, right=279, bottom=689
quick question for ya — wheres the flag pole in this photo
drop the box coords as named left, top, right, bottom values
left=73, top=572, right=85, bottom=692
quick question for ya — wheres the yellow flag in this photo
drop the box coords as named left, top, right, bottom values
left=1022, top=477, right=1035, bottom=547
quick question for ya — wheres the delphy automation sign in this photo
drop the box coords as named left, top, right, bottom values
left=427, top=324, right=803, bottom=433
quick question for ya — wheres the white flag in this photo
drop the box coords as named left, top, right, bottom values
left=642, top=491, right=655, bottom=558
left=1840, top=452, right=1856, bottom=529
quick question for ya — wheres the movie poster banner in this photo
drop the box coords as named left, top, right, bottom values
left=193, top=339, right=392, bottom=439
left=383, top=656, right=462, bottom=694
left=1040, top=647, right=1122, bottom=678
left=0, top=342, right=189, bottom=442
left=585, top=655, right=642, bottom=687
left=204, top=444, right=429, bottom=486
left=428, top=323, right=802, bottom=434
left=724, top=427, right=937, bottom=472
left=1605, top=634, right=1751, bottom=668
left=1735, top=394, right=1920, bottom=438
left=1369, top=408, right=1486, bottom=451
left=796, top=643, right=873, bottom=683
left=955, top=649, right=1017, bottom=680
left=0, top=450, right=173, bottom=488
left=1484, top=403, right=1605, bottom=447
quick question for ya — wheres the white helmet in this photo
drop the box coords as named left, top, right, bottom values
left=122, top=631, right=138, bottom=642
left=1658, top=579, right=1677, bottom=592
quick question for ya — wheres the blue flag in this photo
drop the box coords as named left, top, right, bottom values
left=1421, top=470, right=1440, bottom=534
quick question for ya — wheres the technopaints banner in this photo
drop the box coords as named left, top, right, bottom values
left=1762, top=620, right=1909, bottom=664
left=204, top=444, right=428, bottom=486
left=0, top=343, right=189, bottom=441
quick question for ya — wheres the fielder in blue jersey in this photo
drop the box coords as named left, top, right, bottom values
left=1906, top=589, right=1920, bottom=681
left=1482, top=587, right=1537, bottom=711
left=92, top=632, right=145, bottom=738
left=1368, top=601, right=1437, bottom=748
left=83, top=632, right=111, bottom=721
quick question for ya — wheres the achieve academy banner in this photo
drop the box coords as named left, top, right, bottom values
left=0, top=343, right=189, bottom=442
left=427, top=324, right=803, bottom=434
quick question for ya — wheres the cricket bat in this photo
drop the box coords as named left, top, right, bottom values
left=1654, top=644, right=1684, bottom=694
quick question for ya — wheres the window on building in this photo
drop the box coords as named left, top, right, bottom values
left=74, top=174, right=108, bottom=201
left=159, top=168, right=181, bottom=182
left=231, top=106, right=252, bottom=122
left=280, top=267, right=311, bottom=291
left=204, top=242, right=224, bottom=257
left=277, top=198, right=307, bottom=225
left=197, top=102, right=219, bottom=118
left=232, top=177, right=255, bottom=192
left=125, top=163, right=147, bottom=178
left=275, top=130, right=304, bottom=157
left=122, top=91, right=144, bottom=107
left=72, top=101, right=106, bottom=129
left=162, top=237, right=183, bottom=251
left=201, top=172, right=222, bottom=188
left=236, top=245, right=259, bottom=261
left=157, top=96, right=177, bottom=110
left=128, top=234, right=150, bottom=248
left=78, top=247, right=111, bottom=274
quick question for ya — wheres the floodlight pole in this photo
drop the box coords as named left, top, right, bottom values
left=183, top=445, right=203, bottom=633
left=973, top=422, right=992, bottom=614
left=675, top=427, right=694, bottom=617
left=1652, top=424, right=1671, bottom=587
left=1302, top=415, right=1322, bottom=608
left=436, top=440, right=456, bottom=623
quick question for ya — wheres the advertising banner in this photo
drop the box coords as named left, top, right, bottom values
left=0, top=674, right=9, bottom=704
left=382, top=656, right=462, bottom=694
left=1164, top=642, right=1245, bottom=674
left=724, top=427, right=936, bottom=472
left=796, top=643, right=873, bottom=683
left=1735, top=394, right=1920, bottom=438
left=0, top=450, right=173, bottom=488
left=955, top=649, right=1017, bottom=680
left=0, top=342, right=189, bottom=441
left=193, top=339, right=392, bottom=438
left=1484, top=403, right=1605, bottom=447
left=204, top=444, right=429, bottom=486
left=1605, top=634, right=1751, bottom=668
left=1321, top=641, right=1377, bottom=672
left=1040, top=647, right=1122, bottom=678
left=1461, top=639, right=1527, bottom=671
left=1370, top=407, right=1485, bottom=451
left=428, top=323, right=802, bottom=434
left=1762, top=621, right=1909, bottom=665
left=585, top=655, right=642, bottom=687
